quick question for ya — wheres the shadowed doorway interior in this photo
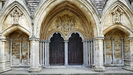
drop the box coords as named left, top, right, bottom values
left=49, top=33, right=65, bottom=65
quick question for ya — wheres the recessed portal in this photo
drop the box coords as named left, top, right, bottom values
left=49, top=33, right=65, bottom=65
left=7, top=30, right=30, bottom=66
left=68, top=33, right=83, bottom=65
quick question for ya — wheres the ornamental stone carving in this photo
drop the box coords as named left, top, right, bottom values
left=112, top=7, right=124, bottom=24
left=10, top=7, right=23, bottom=25
left=55, top=14, right=76, bottom=32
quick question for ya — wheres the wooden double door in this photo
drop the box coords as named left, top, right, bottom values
left=49, top=33, right=83, bottom=65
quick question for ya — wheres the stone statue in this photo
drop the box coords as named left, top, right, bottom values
left=10, top=8, right=23, bottom=24
left=112, top=7, right=123, bottom=24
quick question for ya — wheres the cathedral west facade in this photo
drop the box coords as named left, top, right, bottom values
left=0, top=0, right=133, bottom=73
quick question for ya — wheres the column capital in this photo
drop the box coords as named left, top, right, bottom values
left=29, top=37, right=40, bottom=41
left=95, top=37, right=104, bottom=40
left=64, top=40, right=69, bottom=42
left=129, top=37, right=133, bottom=41
left=44, top=40, right=50, bottom=43
left=82, top=40, right=88, bottom=42
left=0, top=37, right=6, bottom=42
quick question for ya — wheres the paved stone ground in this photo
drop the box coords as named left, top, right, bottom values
left=1, top=67, right=133, bottom=75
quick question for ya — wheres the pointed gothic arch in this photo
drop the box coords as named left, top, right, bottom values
left=67, top=31, right=84, bottom=40
left=1, top=25, right=31, bottom=37
left=0, top=1, right=32, bottom=34
left=101, top=1, right=133, bottom=26
left=34, top=0, right=99, bottom=38
left=48, top=31, right=65, bottom=40
left=103, top=25, right=133, bottom=37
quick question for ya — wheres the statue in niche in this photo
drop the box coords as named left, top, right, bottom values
left=114, top=11, right=121, bottom=23
left=55, top=14, right=76, bottom=32
left=112, top=7, right=123, bottom=24
left=10, top=8, right=23, bottom=25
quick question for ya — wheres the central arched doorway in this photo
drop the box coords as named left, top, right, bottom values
left=49, top=33, right=64, bottom=65
left=68, top=33, right=83, bottom=65
left=39, top=1, right=96, bottom=67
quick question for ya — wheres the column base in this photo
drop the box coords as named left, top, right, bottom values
left=123, top=66, right=133, bottom=72
left=0, top=62, right=12, bottom=73
left=29, top=67, right=42, bottom=72
left=94, top=66, right=105, bottom=72
left=0, top=67, right=12, bottom=73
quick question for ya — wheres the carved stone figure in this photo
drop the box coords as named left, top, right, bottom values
left=112, top=7, right=123, bottom=24
left=55, top=14, right=76, bottom=32
left=10, top=8, right=23, bottom=24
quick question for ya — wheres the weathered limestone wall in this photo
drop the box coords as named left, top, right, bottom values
left=26, top=0, right=42, bottom=13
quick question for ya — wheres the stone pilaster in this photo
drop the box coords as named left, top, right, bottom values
left=29, top=37, right=41, bottom=72
left=123, top=37, right=133, bottom=71
left=0, top=37, right=11, bottom=72
left=94, top=37, right=105, bottom=72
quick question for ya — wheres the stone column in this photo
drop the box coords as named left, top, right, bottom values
left=124, top=37, right=133, bottom=71
left=129, top=37, right=133, bottom=67
left=29, top=37, right=41, bottom=72
left=64, top=40, right=68, bottom=66
left=94, top=37, right=105, bottom=72
left=0, top=37, right=11, bottom=72
left=83, top=40, right=88, bottom=66
left=45, top=40, right=50, bottom=66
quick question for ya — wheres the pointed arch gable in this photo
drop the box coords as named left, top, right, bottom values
left=101, top=1, right=133, bottom=25
left=34, top=0, right=99, bottom=38
left=103, top=25, right=133, bottom=37
left=0, top=1, right=32, bottom=33
left=1, top=25, right=31, bottom=37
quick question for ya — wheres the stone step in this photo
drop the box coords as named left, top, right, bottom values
left=1, top=67, right=133, bottom=75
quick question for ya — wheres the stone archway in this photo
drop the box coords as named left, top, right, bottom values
left=103, top=28, right=130, bottom=66
left=39, top=1, right=96, bottom=67
left=6, top=30, right=30, bottom=66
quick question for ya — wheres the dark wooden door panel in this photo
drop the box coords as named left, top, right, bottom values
left=68, top=33, right=83, bottom=65
left=49, top=33, right=64, bottom=65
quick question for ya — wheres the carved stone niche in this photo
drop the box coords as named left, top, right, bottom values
left=10, top=7, right=23, bottom=25
left=55, top=14, right=76, bottom=32
left=112, top=6, right=124, bottom=24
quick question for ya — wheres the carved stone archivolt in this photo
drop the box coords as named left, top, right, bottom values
left=55, top=14, right=76, bottom=32
left=10, top=7, right=23, bottom=25
left=112, top=6, right=124, bottom=24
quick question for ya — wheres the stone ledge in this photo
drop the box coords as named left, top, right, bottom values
left=0, top=68, right=12, bottom=73
left=123, top=66, right=133, bottom=72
